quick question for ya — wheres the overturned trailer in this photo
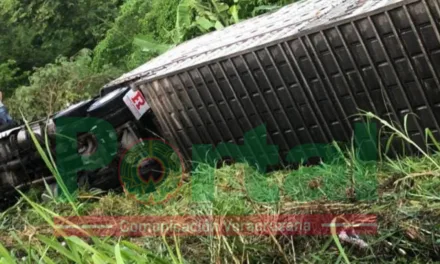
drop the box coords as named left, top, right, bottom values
left=0, top=0, right=439, bottom=207
left=107, top=0, right=440, bottom=163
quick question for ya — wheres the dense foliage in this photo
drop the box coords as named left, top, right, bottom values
left=0, top=0, right=295, bottom=120
left=7, top=50, right=120, bottom=120
left=0, top=0, right=122, bottom=71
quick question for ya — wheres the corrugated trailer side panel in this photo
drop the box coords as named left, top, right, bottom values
left=138, top=0, right=440, bottom=162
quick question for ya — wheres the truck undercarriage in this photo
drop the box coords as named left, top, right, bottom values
left=0, top=86, right=160, bottom=209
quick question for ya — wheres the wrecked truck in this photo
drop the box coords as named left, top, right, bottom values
left=0, top=0, right=439, bottom=206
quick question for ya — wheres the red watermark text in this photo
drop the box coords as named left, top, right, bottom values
left=54, top=214, right=377, bottom=237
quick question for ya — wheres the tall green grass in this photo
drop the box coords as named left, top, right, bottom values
left=22, top=115, right=78, bottom=213
left=0, top=113, right=438, bottom=263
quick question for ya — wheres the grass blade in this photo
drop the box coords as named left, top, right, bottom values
left=0, top=242, right=15, bottom=264
left=21, top=115, right=77, bottom=212
left=37, top=235, right=77, bottom=263
left=330, top=217, right=350, bottom=264
left=115, top=243, right=124, bottom=264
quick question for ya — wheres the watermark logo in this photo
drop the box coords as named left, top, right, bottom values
left=54, top=214, right=377, bottom=237
left=54, top=117, right=379, bottom=237
left=55, top=118, right=378, bottom=204
left=118, top=138, right=185, bottom=204
left=191, top=123, right=378, bottom=203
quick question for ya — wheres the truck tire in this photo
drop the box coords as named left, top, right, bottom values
left=87, top=87, right=129, bottom=117
left=87, top=87, right=131, bottom=127
left=53, top=99, right=95, bottom=120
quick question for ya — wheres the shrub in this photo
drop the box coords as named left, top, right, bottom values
left=0, top=0, right=123, bottom=72
left=7, top=49, right=121, bottom=121
left=92, top=0, right=182, bottom=71
left=0, top=60, right=27, bottom=98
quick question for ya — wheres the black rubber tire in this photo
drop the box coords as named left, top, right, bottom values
left=53, top=99, right=95, bottom=120
left=87, top=87, right=129, bottom=118
left=100, top=107, right=133, bottom=128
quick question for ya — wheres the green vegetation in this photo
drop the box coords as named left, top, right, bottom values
left=0, top=0, right=292, bottom=120
left=0, top=0, right=439, bottom=263
left=0, top=114, right=439, bottom=262
left=7, top=50, right=121, bottom=120
left=0, top=0, right=122, bottom=71
left=0, top=112, right=438, bottom=263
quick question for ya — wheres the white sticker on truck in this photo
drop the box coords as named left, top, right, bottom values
left=123, top=90, right=150, bottom=120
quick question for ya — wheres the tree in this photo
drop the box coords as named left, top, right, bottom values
left=7, top=50, right=121, bottom=120
left=0, top=60, right=26, bottom=98
left=92, top=0, right=181, bottom=71
left=174, top=0, right=292, bottom=42
left=0, top=0, right=123, bottom=72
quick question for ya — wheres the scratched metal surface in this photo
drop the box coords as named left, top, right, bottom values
left=128, top=0, right=440, bottom=163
